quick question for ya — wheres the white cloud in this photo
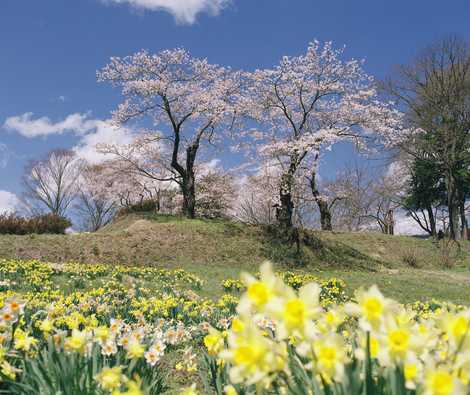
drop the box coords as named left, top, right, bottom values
left=73, top=120, right=135, bottom=164
left=0, top=191, right=19, bottom=214
left=102, top=0, right=231, bottom=24
left=3, top=112, right=136, bottom=164
left=3, top=112, right=91, bottom=138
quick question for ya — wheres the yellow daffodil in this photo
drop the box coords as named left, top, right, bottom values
left=95, top=366, right=124, bottom=391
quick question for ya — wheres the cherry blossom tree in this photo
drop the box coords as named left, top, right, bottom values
left=232, top=163, right=281, bottom=225
left=98, top=49, right=242, bottom=219
left=195, top=167, right=235, bottom=219
left=241, top=41, right=406, bottom=230
left=97, top=132, right=176, bottom=197
left=88, top=156, right=179, bottom=214
left=232, top=161, right=312, bottom=226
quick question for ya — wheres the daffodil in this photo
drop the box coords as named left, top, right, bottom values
left=238, top=262, right=286, bottom=316
left=224, top=385, right=237, bottom=395
left=423, top=368, right=464, bottom=395
left=64, top=329, right=89, bottom=354
left=274, top=282, right=321, bottom=339
left=13, top=329, right=37, bottom=352
left=117, top=379, right=143, bottom=395
left=444, top=312, right=470, bottom=350
left=222, top=323, right=286, bottom=385
left=126, top=340, right=145, bottom=359
left=403, top=355, right=422, bottom=390
left=180, top=384, right=198, bottom=395
left=231, top=317, right=245, bottom=333
left=347, top=285, right=395, bottom=331
left=297, top=333, right=348, bottom=383
left=0, top=361, right=20, bottom=380
left=145, top=342, right=165, bottom=366
left=38, top=318, right=54, bottom=334
left=94, top=325, right=111, bottom=343
left=95, top=366, right=124, bottom=391
left=204, top=328, right=225, bottom=356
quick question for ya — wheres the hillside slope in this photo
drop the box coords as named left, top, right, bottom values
left=1, top=213, right=470, bottom=303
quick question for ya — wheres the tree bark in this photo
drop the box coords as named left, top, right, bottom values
left=180, top=144, right=198, bottom=219
left=168, top=118, right=200, bottom=219
left=446, top=171, right=460, bottom=240
left=317, top=198, right=332, bottom=231
left=309, top=167, right=333, bottom=231
left=426, top=205, right=437, bottom=237
left=181, top=179, right=196, bottom=219
left=155, top=190, right=161, bottom=213
left=278, top=165, right=296, bottom=230
left=459, top=197, right=468, bottom=240
left=384, top=209, right=394, bottom=235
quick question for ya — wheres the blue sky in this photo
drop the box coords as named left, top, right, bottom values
left=1, top=0, right=470, bottom=214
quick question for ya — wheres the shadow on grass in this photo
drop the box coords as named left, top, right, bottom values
left=259, top=225, right=384, bottom=271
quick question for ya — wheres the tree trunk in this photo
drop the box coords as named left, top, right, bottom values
left=181, top=179, right=196, bottom=219
left=277, top=155, right=301, bottom=230
left=446, top=171, right=460, bottom=240
left=169, top=121, right=200, bottom=220
left=377, top=209, right=394, bottom=235
left=426, top=205, right=437, bottom=237
left=317, top=199, right=332, bottom=231
left=381, top=209, right=395, bottom=235
left=180, top=144, right=198, bottom=219
left=154, top=189, right=161, bottom=213
left=278, top=171, right=295, bottom=230
left=309, top=166, right=333, bottom=231
left=459, top=198, right=468, bottom=240
left=449, top=203, right=460, bottom=240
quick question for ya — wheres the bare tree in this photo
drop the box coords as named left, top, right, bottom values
left=323, top=161, right=407, bottom=234
left=22, top=149, right=83, bottom=217
left=367, top=164, right=407, bottom=235
left=325, top=163, right=377, bottom=232
left=75, top=165, right=118, bottom=231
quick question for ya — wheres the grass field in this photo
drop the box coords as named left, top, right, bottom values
left=1, top=213, right=470, bottom=304
left=1, top=214, right=470, bottom=393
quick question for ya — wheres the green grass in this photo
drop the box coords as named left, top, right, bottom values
left=1, top=213, right=470, bottom=304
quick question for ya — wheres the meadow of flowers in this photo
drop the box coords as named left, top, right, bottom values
left=0, top=258, right=466, bottom=395
left=200, top=263, right=469, bottom=395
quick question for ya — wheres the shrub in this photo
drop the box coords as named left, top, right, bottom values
left=438, top=238, right=461, bottom=268
left=117, top=199, right=158, bottom=216
left=0, top=212, right=71, bottom=235
left=400, top=247, right=420, bottom=267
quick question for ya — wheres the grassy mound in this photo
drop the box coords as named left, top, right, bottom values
left=0, top=213, right=469, bottom=303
